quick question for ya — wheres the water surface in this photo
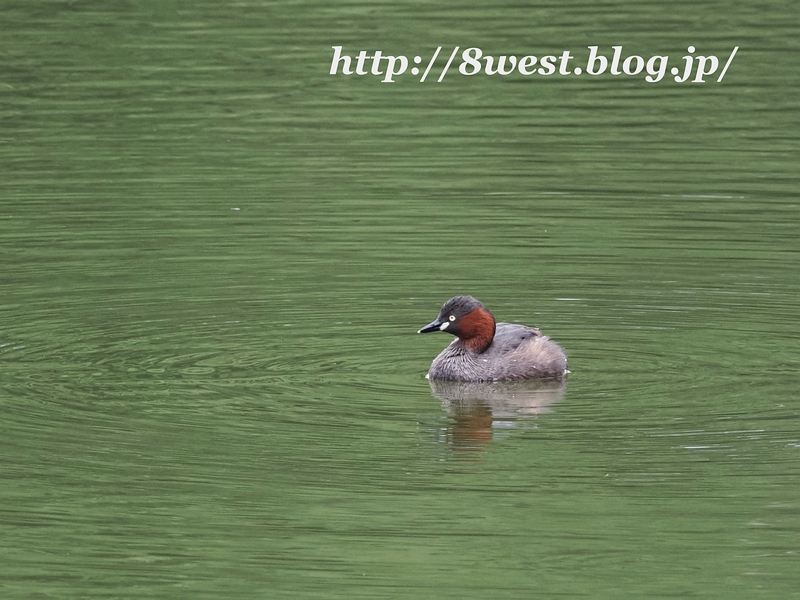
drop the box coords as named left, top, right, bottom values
left=1, top=1, right=799, bottom=598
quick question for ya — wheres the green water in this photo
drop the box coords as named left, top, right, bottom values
left=2, top=1, right=799, bottom=598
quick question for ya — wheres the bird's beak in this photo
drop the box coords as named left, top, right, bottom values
left=418, top=319, right=444, bottom=334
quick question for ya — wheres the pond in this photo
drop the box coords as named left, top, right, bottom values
left=1, top=1, right=798, bottom=598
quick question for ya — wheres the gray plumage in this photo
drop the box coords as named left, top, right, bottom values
left=427, top=322, right=567, bottom=382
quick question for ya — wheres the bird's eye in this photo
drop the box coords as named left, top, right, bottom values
left=449, top=315, right=456, bottom=322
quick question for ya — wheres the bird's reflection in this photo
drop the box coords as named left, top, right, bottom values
left=429, top=378, right=567, bottom=452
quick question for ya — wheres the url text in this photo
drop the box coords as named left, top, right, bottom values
left=330, top=45, right=739, bottom=84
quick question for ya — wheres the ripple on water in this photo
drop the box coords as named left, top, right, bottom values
left=0, top=311, right=426, bottom=433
